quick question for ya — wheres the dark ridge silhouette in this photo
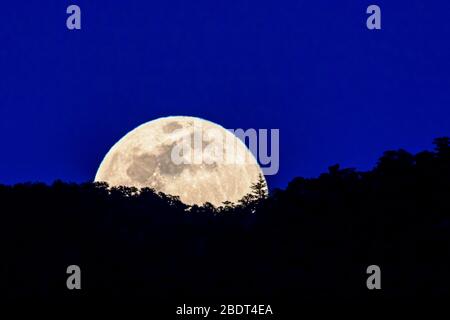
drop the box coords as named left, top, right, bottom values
left=1, top=138, right=450, bottom=307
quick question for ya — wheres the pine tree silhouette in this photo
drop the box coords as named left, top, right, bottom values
left=250, top=174, right=268, bottom=200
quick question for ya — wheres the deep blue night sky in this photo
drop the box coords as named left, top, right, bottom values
left=1, top=1, right=450, bottom=189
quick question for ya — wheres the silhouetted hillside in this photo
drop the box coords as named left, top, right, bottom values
left=1, top=138, right=450, bottom=307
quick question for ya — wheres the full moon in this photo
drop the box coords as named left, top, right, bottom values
left=95, top=116, right=267, bottom=206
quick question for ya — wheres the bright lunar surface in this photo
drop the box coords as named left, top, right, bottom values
left=95, top=116, right=267, bottom=206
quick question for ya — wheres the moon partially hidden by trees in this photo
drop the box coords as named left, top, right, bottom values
left=95, top=116, right=267, bottom=206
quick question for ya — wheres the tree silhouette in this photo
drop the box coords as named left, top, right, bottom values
left=1, top=137, right=450, bottom=305
left=434, top=137, right=450, bottom=155
left=250, top=174, right=268, bottom=200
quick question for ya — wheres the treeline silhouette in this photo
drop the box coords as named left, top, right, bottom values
left=1, top=138, right=450, bottom=305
